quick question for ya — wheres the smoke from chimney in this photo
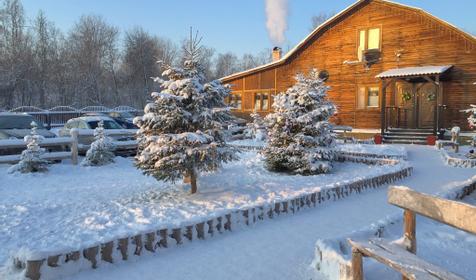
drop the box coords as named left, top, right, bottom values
left=265, top=0, right=288, bottom=46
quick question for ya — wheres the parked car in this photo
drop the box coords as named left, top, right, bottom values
left=58, top=115, right=137, bottom=154
left=0, top=113, right=56, bottom=140
left=82, top=112, right=138, bottom=129
left=0, top=113, right=58, bottom=155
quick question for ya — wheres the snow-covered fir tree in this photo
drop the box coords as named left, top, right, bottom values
left=246, top=110, right=266, bottom=141
left=81, top=121, right=116, bottom=166
left=8, top=122, right=49, bottom=174
left=262, top=69, right=337, bottom=175
left=464, top=104, right=476, bottom=129
left=134, top=30, right=237, bottom=194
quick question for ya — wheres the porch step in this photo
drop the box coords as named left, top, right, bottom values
left=384, top=135, right=428, bottom=140
left=383, top=138, right=428, bottom=145
left=383, top=128, right=434, bottom=145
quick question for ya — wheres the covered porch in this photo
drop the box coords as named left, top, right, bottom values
left=377, top=65, right=453, bottom=135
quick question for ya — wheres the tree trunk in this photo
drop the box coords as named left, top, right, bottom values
left=190, top=171, right=197, bottom=194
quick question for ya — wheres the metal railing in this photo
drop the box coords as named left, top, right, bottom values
left=1, top=105, right=141, bottom=129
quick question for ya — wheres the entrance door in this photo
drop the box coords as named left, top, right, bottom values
left=395, top=82, right=415, bottom=128
left=417, top=83, right=437, bottom=129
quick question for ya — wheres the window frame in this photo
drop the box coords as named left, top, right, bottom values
left=357, top=26, right=382, bottom=61
left=253, top=92, right=271, bottom=112
left=356, top=85, right=381, bottom=110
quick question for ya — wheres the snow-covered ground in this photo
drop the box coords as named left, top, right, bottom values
left=5, top=145, right=467, bottom=280
left=0, top=151, right=406, bottom=268
left=1, top=145, right=474, bottom=280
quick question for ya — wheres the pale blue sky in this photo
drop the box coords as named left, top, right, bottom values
left=21, top=0, right=476, bottom=56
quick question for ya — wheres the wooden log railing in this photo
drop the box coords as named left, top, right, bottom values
left=349, top=186, right=476, bottom=280
left=0, top=135, right=78, bottom=165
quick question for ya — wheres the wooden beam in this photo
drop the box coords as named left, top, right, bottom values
left=351, top=247, right=363, bottom=280
left=422, top=75, right=439, bottom=86
left=380, top=79, right=388, bottom=135
left=388, top=187, right=476, bottom=234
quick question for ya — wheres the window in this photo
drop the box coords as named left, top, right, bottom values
left=367, top=87, right=379, bottom=107
left=228, top=93, right=242, bottom=110
left=357, top=27, right=381, bottom=61
left=357, top=86, right=380, bottom=109
left=253, top=92, right=270, bottom=111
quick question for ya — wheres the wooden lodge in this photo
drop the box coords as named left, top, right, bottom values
left=221, top=0, right=476, bottom=133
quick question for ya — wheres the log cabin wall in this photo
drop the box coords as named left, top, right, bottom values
left=223, top=0, right=476, bottom=129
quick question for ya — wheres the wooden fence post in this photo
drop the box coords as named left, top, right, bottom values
left=70, top=129, right=79, bottom=165
left=351, top=248, right=363, bottom=280
left=403, top=209, right=416, bottom=254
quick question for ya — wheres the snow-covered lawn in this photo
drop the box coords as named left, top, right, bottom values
left=52, top=146, right=474, bottom=280
left=0, top=151, right=406, bottom=268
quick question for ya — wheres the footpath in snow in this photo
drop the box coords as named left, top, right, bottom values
left=58, top=145, right=475, bottom=280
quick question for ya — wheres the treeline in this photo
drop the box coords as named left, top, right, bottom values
left=0, top=0, right=271, bottom=109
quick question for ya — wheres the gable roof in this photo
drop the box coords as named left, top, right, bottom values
left=221, top=0, right=476, bottom=82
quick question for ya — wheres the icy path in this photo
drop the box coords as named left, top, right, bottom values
left=67, top=146, right=476, bottom=280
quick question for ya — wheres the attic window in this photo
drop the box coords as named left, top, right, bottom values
left=358, top=27, right=381, bottom=61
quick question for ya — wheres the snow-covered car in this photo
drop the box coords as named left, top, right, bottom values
left=0, top=113, right=58, bottom=155
left=0, top=113, right=56, bottom=140
left=82, top=112, right=138, bottom=129
left=58, top=116, right=137, bottom=154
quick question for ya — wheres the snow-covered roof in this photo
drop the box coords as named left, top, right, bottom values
left=220, top=0, right=475, bottom=82
left=375, top=65, right=453, bottom=79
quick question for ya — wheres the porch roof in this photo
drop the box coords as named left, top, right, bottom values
left=376, top=65, right=453, bottom=79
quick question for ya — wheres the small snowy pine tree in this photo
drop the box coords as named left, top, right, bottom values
left=262, top=69, right=337, bottom=175
left=246, top=110, right=266, bottom=141
left=8, top=121, right=49, bottom=173
left=134, top=30, right=237, bottom=194
left=464, top=105, right=476, bottom=129
left=81, top=121, right=115, bottom=166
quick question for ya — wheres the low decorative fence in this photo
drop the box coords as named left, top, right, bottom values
left=16, top=163, right=413, bottom=280
left=439, top=147, right=476, bottom=168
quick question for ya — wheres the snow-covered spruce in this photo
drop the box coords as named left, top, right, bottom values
left=81, top=121, right=116, bottom=166
left=134, top=36, right=237, bottom=194
left=246, top=110, right=266, bottom=141
left=8, top=122, right=49, bottom=174
left=464, top=104, right=476, bottom=129
left=262, top=69, right=337, bottom=175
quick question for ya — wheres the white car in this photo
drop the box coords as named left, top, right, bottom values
left=59, top=116, right=137, bottom=154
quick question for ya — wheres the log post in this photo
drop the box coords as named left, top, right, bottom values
left=171, top=228, right=183, bottom=244
left=196, top=222, right=205, bottom=239
left=65, top=251, right=80, bottom=262
left=224, top=214, right=232, bottom=231
left=83, top=246, right=99, bottom=268
left=184, top=225, right=193, bottom=241
left=207, top=220, right=214, bottom=236
left=47, top=255, right=60, bottom=267
left=70, top=129, right=79, bottom=165
left=158, top=229, right=168, bottom=248
left=101, top=241, right=114, bottom=263
left=145, top=232, right=156, bottom=252
left=25, top=260, right=44, bottom=280
left=351, top=247, right=363, bottom=280
left=118, top=238, right=128, bottom=260
left=133, top=234, right=143, bottom=256
left=403, top=209, right=416, bottom=254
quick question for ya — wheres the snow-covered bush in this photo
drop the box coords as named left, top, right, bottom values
left=262, top=69, right=337, bottom=175
left=246, top=111, right=266, bottom=141
left=81, top=121, right=115, bottom=166
left=8, top=122, right=49, bottom=174
left=134, top=34, right=237, bottom=194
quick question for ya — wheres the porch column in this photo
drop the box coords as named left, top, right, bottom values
left=380, top=79, right=387, bottom=135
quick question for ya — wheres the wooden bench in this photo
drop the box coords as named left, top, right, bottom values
left=436, top=140, right=459, bottom=153
left=333, top=125, right=353, bottom=143
left=349, top=186, right=475, bottom=280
